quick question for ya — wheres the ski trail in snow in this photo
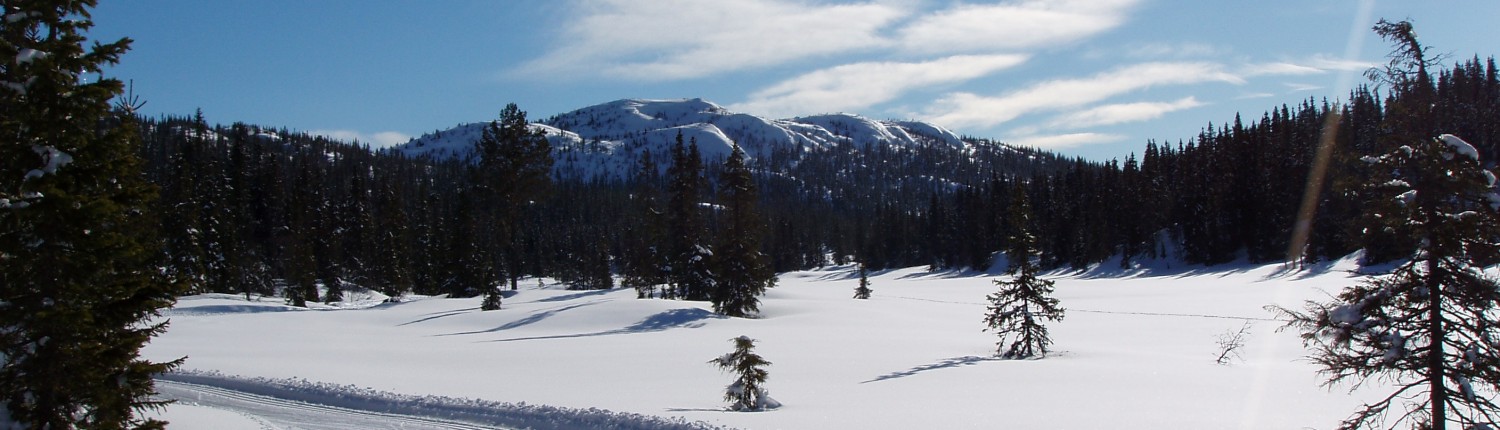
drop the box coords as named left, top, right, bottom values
left=157, top=380, right=504, bottom=430
left=154, top=372, right=729, bottom=430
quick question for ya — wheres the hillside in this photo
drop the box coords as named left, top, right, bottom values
left=392, top=98, right=1004, bottom=183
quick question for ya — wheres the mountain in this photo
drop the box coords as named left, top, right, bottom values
left=391, top=98, right=990, bottom=182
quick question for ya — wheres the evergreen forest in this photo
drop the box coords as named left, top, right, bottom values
left=135, top=57, right=1500, bottom=302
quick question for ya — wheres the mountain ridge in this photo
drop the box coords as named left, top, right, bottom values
left=391, top=98, right=985, bottom=181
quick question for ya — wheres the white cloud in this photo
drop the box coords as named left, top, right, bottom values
left=1005, top=132, right=1124, bottom=150
left=919, top=62, right=1244, bottom=129
left=729, top=54, right=1029, bottom=118
left=515, top=0, right=905, bottom=81
left=1242, top=62, right=1325, bottom=77
left=1241, top=54, right=1381, bottom=77
left=313, top=130, right=412, bottom=148
left=1284, top=82, right=1323, bottom=92
left=1049, top=96, right=1204, bottom=128
left=897, top=0, right=1139, bottom=54
left=1124, top=42, right=1219, bottom=59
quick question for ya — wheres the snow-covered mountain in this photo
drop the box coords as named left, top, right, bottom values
left=391, top=98, right=970, bottom=181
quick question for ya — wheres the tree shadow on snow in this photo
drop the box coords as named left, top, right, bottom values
left=396, top=307, right=481, bottom=326
left=483, top=308, right=725, bottom=343
left=861, top=355, right=1002, bottom=384
left=435, top=301, right=603, bottom=336
left=530, top=288, right=614, bottom=303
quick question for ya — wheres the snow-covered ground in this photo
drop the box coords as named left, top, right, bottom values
left=146, top=257, right=1393, bottom=429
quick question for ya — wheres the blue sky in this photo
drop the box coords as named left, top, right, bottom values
left=90, top=1, right=1498, bottom=161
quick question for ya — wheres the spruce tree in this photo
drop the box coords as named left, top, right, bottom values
left=1276, top=20, right=1500, bottom=430
left=853, top=263, right=872, bottom=299
left=665, top=133, right=713, bottom=301
left=0, top=1, right=182, bottom=427
left=709, top=336, right=778, bottom=411
left=623, top=149, right=668, bottom=298
left=471, top=103, right=553, bottom=309
left=1278, top=133, right=1500, bottom=430
left=983, top=185, right=1065, bottom=359
left=711, top=144, right=774, bottom=317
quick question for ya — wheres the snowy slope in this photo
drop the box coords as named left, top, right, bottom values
left=146, top=259, right=1396, bottom=429
left=390, top=98, right=969, bottom=181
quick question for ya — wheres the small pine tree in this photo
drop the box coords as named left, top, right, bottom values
left=983, top=185, right=1065, bottom=359
left=853, top=264, right=873, bottom=299
left=709, top=336, right=778, bottom=411
left=480, top=286, right=503, bottom=311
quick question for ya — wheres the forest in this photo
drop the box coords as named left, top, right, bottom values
left=134, top=56, right=1499, bottom=304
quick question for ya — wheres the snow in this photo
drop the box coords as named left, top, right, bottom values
left=391, top=98, right=970, bottom=181
left=145, top=258, right=1395, bottom=429
left=1438, top=134, right=1480, bottom=162
left=15, top=49, right=45, bottom=64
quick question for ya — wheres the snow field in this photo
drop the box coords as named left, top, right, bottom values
left=146, top=259, right=1390, bottom=429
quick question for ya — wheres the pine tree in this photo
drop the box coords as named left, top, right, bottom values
left=983, top=185, right=1065, bottom=359
left=0, top=1, right=182, bottom=427
left=708, top=336, right=778, bottom=412
left=712, top=144, right=774, bottom=317
left=1275, top=20, right=1500, bottom=430
left=623, top=149, right=668, bottom=298
left=1278, top=133, right=1500, bottom=430
left=665, top=133, right=713, bottom=301
left=472, top=103, right=553, bottom=310
left=853, top=263, right=873, bottom=299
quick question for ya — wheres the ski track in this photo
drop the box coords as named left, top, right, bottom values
left=155, top=372, right=728, bottom=430
left=157, top=380, right=506, bottom=430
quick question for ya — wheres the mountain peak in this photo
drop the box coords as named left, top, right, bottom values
left=393, top=98, right=970, bottom=181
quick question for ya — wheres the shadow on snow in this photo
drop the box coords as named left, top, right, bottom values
left=483, top=308, right=726, bottom=343
left=861, top=355, right=1002, bottom=384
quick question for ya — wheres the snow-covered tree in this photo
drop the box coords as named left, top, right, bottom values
left=709, top=336, right=779, bottom=412
left=1278, top=133, right=1500, bottom=430
left=853, top=263, right=873, bottom=299
left=1277, top=19, right=1500, bottom=430
left=983, top=186, right=1065, bottom=359
left=0, top=1, right=182, bottom=427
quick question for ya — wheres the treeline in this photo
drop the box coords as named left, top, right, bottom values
left=912, top=56, right=1499, bottom=271
left=137, top=57, right=1499, bottom=300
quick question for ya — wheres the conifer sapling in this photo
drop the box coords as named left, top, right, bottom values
left=709, top=336, right=779, bottom=411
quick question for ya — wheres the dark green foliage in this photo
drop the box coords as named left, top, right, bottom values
left=471, top=103, right=554, bottom=310
left=711, top=144, right=775, bottom=317
left=708, top=336, right=775, bottom=412
left=984, top=187, right=1065, bottom=359
left=1279, top=133, right=1500, bottom=430
left=0, top=1, right=182, bottom=427
left=853, top=264, right=872, bottom=299
left=665, top=133, right=713, bottom=301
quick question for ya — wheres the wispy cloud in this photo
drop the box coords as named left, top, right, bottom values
left=1006, top=132, right=1124, bottom=150
left=729, top=54, right=1028, bottom=118
left=514, top=0, right=905, bottom=80
left=919, top=62, right=1243, bottom=129
left=313, top=130, right=412, bottom=148
left=897, top=0, right=1139, bottom=54
left=1048, top=96, right=1204, bottom=128
left=1241, top=54, right=1381, bottom=77
left=1123, top=42, right=1219, bottom=59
